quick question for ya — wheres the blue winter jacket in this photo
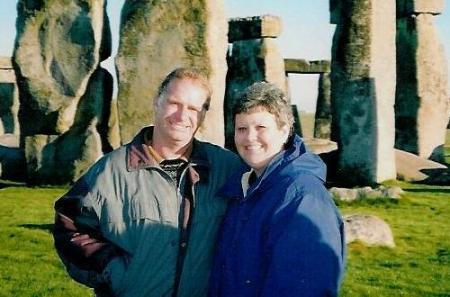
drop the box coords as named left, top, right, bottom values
left=209, top=135, right=345, bottom=297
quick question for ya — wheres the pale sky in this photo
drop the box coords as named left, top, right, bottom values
left=1, top=0, right=449, bottom=112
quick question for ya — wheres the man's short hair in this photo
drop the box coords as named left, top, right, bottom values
left=233, top=81, right=294, bottom=134
left=155, top=68, right=211, bottom=110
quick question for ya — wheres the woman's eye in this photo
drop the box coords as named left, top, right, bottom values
left=237, top=127, right=246, bottom=132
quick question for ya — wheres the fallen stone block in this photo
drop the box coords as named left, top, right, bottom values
left=344, top=214, right=395, bottom=248
left=330, top=185, right=404, bottom=202
left=395, top=148, right=447, bottom=182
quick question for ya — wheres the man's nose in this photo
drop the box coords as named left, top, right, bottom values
left=175, top=106, right=189, bottom=120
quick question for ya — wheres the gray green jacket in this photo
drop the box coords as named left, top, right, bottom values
left=53, top=127, right=242, bottom=297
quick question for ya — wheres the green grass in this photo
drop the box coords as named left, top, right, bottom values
left=0, top=186, right=92, bottom=297
left=0, top=181, right=449, bottom=296
left=338, top=180, right=450, bottom=296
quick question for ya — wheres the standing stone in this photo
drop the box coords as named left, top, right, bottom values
left=396, top=1, right=450, bottom=162
left=224, top=15, right=287, bottom=149
left=291, top=105, right=303, bottom=137
left=24, top=67, right=115, bottom=184
left=116, top=0, right=228, bottom=145
left=314, top=73, right=332, bottom=139
left=24, top=134, right=58, bottom=183
left=107, top=99, right=121, bottom=150
left=397, top=0, right=445, bottom=15
left=330, top=0, right=397, bottom=184
left=74, top=67, right=117, bottom=153
left=14, top=0, right=111, bottom=137
left=24, top=123, right=103, bottom=184
left=0, top=57, right=19, bottom=135
left=14, top=0, right=113, bottom=184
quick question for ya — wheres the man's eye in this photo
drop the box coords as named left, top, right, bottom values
left=257, top=125, right=266, bottom=129
left=236, top=127, right=247, bottom=132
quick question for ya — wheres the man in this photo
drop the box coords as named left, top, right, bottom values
left=53, top=68, right=242, bottom=297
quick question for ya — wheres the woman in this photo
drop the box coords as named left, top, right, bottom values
left=209, top=82, right=345, bottom=297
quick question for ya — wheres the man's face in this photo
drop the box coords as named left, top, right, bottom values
left=153, top=78, right=208, bottom=146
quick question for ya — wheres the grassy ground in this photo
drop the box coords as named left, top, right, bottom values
left=339, top=180, right=450, bottom=296
left=0, top=181, right=449, bottom=296
left=0, top=186, right=92, bottom=297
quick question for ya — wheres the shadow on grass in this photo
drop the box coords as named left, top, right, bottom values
left=405, top=188, right=450, bottom=194
left=334, top=198, right=400, bottom=207
left=0, top=179, right=27, bottom=190
left=19, top=223, right=54, bottom=233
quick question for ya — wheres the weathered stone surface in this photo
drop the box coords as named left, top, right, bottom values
left=397, top=0, right=444, bottom=15
left=116, top=0, right=228, bottom=145
left=330, top=186, right=403, bottom=202
left=330, top=0, right=397, bottom=184
left=25, top=124, right=102, bottom=184
left=107, top=99, right=121, bottom=150
left=0, top=134, right=25, bottom=181
left=228, top=15, right=282, bottom=42
left=314, top=73, right=331, bottom=139
left=395, top=14, right=450, bottom=162
left=329, top=0, right=342, bottom=24
left=0, top=57, right=16, bottom=83
left=74, top=67, right=117, bottom=153
left=395, top=148, right=447, bottom=182
left=23, top=67, right=116, bottom=184
left=284, top=59, right=331, bottom=74
left=291, top=105, right=303, bottom=137
left=303, top=138, right=338, bottom=155
left=224, top=38, right=287, bottom=149
left=13, top=1, right=112, bottom=184
left=344, top=214, right=395, bottom=247
left=13, top=0, right=111, bottom=136
left=0, top=134, right=20, bottom=148
left=0, top=57, right=19, bottom=136
left=24, top=134, right=58, bottom=183
left=0, top=83, right=20, bottom=135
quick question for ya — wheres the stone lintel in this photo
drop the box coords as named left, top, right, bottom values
left=0, top=57, right=13, bottom=69
left=397, top=0, right=444, bottom=16
left=284, top=59, right=331, bottom=74
left=0, top=57, right=16, bottom=83
left=228, top=15, right=282, bottom=42
left=0, top=70, right=16, bottom=83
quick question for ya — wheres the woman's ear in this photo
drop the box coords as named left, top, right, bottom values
left=281, top=124, right=290, bottom=142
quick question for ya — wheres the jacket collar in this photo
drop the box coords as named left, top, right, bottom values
left=126, top=127, right=210, bottom=181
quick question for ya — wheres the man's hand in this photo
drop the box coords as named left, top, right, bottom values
left=71, top=233, right=107, bottom=257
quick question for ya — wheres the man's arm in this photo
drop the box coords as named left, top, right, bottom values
left=53, top=177, right=122, bottom=288
left=261, top=187, right=345, bottom=297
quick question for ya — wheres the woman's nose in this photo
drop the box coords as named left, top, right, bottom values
left=246, top=128, right=257, bottom=140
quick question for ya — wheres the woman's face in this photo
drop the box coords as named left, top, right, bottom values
left=234, top=109, right=290, bottom=176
